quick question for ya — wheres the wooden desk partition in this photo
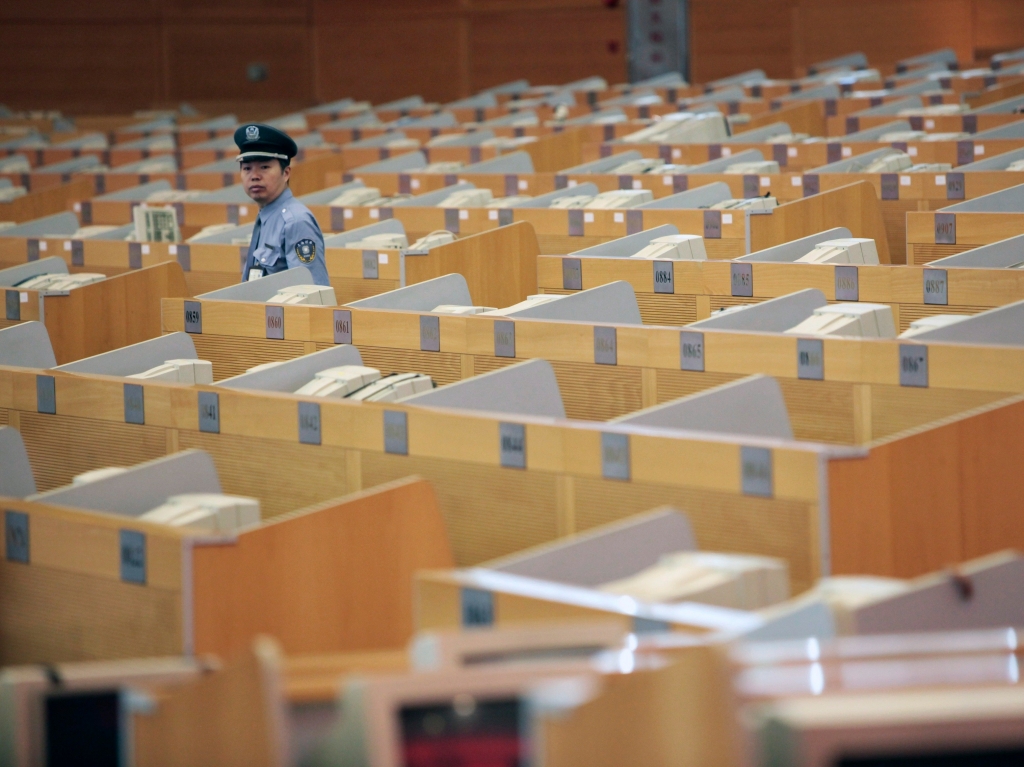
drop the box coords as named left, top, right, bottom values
left=45, top=262, right=190, bottom=364
left=2, top=262, right=189, bottom=364
left=536, top=254, right=1024, bottom=332
left=133, top=638, right=286, bottom=767
left=907, top=209, right=1024, bottom=265
left=0, top=177, right=94, bottom=224
left=5, top=359, right=1024, bottom=597
left=0, top=476, right=452, bottom=665
left=0, top=364, right=832, bottom=595
left=161, top=294, right=1023, bottom=445
left=306, top=180, right=887, bottom=259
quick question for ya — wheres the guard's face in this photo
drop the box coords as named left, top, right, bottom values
left=240, top=159, right=290, bottom=205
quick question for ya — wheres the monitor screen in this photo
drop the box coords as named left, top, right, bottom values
left=400, top=696, right=525, bottom=767
left=45, top=689, right=123, bottom=767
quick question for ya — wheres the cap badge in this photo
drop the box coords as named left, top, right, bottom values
left=245, top=125, right=260, bottom=142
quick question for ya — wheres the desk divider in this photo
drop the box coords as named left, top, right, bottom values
left=0, top=475, right=452, bottom=664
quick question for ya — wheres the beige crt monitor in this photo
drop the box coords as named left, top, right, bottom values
left=0, top=657, right=212, bottom=767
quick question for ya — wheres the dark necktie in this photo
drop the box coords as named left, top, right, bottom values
left=243, top=216, right=263, bottom=278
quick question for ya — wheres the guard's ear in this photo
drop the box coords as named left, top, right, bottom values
left=282, top=163, right=291, bottom=182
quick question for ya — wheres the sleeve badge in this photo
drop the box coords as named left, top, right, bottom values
left=295, top=239, right=317, bottom=263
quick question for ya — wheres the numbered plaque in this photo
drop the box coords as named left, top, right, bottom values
left=731, top=263, right=753, bottom=297
left=652, top=260, right=674, bottom=294
left=333, top=309, right=352, bottom=344
left=493, top=320, right=516, bottom=358
left=36, top=375, right=55, bottom=415
left=5, top=510, right=29, bottom=563
left=362, top=249, right=379, bottom=279
left=797, top=338, right=824, bottom=381
left=298, top=402, right=321, bottom=445
left=834, top=265, right=859, bottom=302
left=703, top=210, right=722, bottom=239
left=198, top=391, right=220, bottom=433
left=899, top=344, right=928, bottom=388
left=184, top=300, right=202, bottom=334
left=499, top=423, right=526, bottom=469
left=934, top=213, right=956, bottom=245
left=741, top=446, right=773, bottom=498
left=123, top=383, right=145, bottom=425
left=680, top=331, right=705, bottom=372
left=461, top=587, right=494, bottom=628
left=594, top=326, right=617, bottom=365
left=601, top=432, right=630, bottom=481
left=419, top=315, right=440, bottom=352
left=5, top=289, right=19, bottom=321
left=562, top=257, right=582, bottom=290
left=384, top=410, right=408, bottom=455
left=265, top=305, right=284, bottom=340
left=119, top=530, right=146, bottom=585
left=923, top=268, right=948, bottom=306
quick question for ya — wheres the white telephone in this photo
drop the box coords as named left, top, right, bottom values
left=140, top=493, right=261, bottom=533
left=423, top=161, right=464, bottom=173
left=630, top=234, right=707, bottom=261
left=795, top=238, right=879, bottom=265
left=344, top=232, right=409, bottom=250
left=724, top=160, right=780, bottom=174
left=480, top=136, right=538, bottom=150
left=329, top=187, right=385, bottom=207
left=586, top=189, right=654, bottom=209
left=127, top=358, right=214, bottom=384
left=16, top=273, right=106, bottom=292
left=295, top=365, right=382, bottom=398
left=610, top=157, right=665, bottom=175
left=408, top=230, right=457, bottom=251
left=267, top=284, right=338, bottom=306
left=621, top=113, right=729, bottom=145
left=860, top=152, right=914, bottom=173
left=909, top=162, right=953, bottom=172
left=72, top=467, right=128, bottom=485
left=485, top=195, right=532, bottom=208
left=0, top=186, right=27, bottom=202
left=436, top=188, right=493, bottom=208
left=431, top=304, right=497, bottom=315
left=346, top=372, right=434, bottom=402
left=482, top=293, right=563, bottom=315
left=547, top=194, right=595, bottom=209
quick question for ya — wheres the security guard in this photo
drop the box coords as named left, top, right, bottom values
left=234, top=123, right=330, bottom=286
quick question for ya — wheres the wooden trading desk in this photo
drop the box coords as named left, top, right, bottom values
left=0, top=177, right=93, bottom=224
left=2, top=262, right=188, bottom=364
left=160, top=287, right=1020, bottom=449
left=536, top=250, right=1024, bottom=332
left=3, top=349, right=1024, bottom=600
left=306, top=179, right=885, bottom=259
left=0, top=476, right=452, bottom=664
left=0, top=221, right=536, bottom=300
left=907, top=209, right=1024, bottom=265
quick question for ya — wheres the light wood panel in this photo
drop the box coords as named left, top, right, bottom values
left=44, top=261, right=191, bottom=364
left=829, top=393, right=1024, bottom=578
left=0, top=365, right=827, bottom=592
left=191, top=477, right=453, bottom=657
left=0, top=476, right=454, bottom=664
left=133, top=637, right=286, bottom=767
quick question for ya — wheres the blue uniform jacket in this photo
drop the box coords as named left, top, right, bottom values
left=242, top=188, right=330, bottom=286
